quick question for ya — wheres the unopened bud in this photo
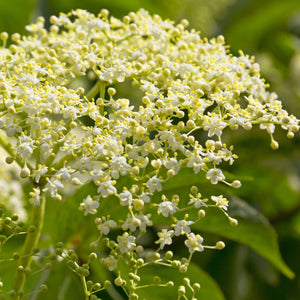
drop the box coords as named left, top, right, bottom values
left=20, top=166, right=30, bottom=178
left=178, top=285, right=186, bottom=296
left=216, top=241, right=225, bottom=250
left=114, top=276, right=123, bottom=286
left=5, top=156, right=14, bottom=164
left=192, top=283, right=201, bottom=292
left=179, top=264, right=187, bottom=273
left=243, top=122, right=252, bottom=130
left=108, top=87, right=116, bottom=97
left=198, top=209, right=205, bottom=218
left=232, top=180, right=241, bottom=189
left=186, top=120, right=196, bottom=128
left=72, top=178, right=82, bottom=185
left=270, top=139, right=279, bottom=150
left=229, top=217, right=238, bottom=226
left=153, top=276, right=161, bottom=284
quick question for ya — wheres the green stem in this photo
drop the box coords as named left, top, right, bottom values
left=86, top=80, right=100, bottom=101
left=12, top=196, right=46, bottom=299
left=99, top=81, right=106, bottom=116
left=80, top=276, right=90, bottom=300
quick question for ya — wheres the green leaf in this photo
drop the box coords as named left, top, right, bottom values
left=43, top=182, right=97, bottom=244
left=137, top=262, right=225, bottom=300
left=194, top=197, right=295, bottom=279
left=33, top=263, right=84, bottom=300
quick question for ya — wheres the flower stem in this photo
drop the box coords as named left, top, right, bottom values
left=12, top=196, right=46, bottom=299
left=80, top=276, right=90, bottom=300
left=85, top=80, right=101, bottom=101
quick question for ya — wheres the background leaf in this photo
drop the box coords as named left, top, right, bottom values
left=194, top=197, right=295, bottom=279
left=134, top=262, right=225, bottom=300
left=0, top=0, right=35, bottom=35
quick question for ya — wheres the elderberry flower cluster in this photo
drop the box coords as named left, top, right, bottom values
left=0, top=8, right=298, bottom=298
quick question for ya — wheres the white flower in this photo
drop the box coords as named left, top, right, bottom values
left=137, top=214, right=153, bottom=232
left=17, top=135, right=34, bottom=157
left=155, top=229, right=174, bottom=249
left=211, top=195, right=228, bottom=210
left=110, top=155, right=131, bottom=179
left=29, top=187, right=41, bottom=207
left=97, top=180, right=117, bottom=198
left=122, top=214, right=153, bottom=232
left=138, top=192, right=151, bottom=203
left=34, top=165, right=48, bottom=183
left=97, top=218, right=117, bottom=235
left=119, top=190, right=133, bottom=206
left=157, top=201, right=178, bottom=217
left=203, top=116, right=227, bottom=137
left=45, top=179, right=64, bottom=197
left=117, top=232, right=136, bottom=254
left=188, top=194, right=208, bottom=209
left=174, top=219, right=193, bottom=236
left=146, top=175, right=163, bottom=193
left=80, top=195, right=99, bottom=215
left=184, top=233, right=204, bottom=253
left=206, top=168, right=225, bottom=184
left=102, top=255, right=118, bottom=271
left=187, top=155, right=204, bottom=174
left=57, top=166, right=75, bottom=181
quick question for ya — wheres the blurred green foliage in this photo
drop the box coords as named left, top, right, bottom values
left=0, top=0, right=299, bottom=299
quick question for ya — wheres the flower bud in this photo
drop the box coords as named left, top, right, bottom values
left=166, top=281, right=174, bottom=287
left=72, top=177, right=82, bottom=185
left=229, top=217, right=238, bottom=226
left=0, top=32, right=8, bottom=41
left=270, top=139, right=279, bottom=150
left=5, top=156, right=14, bottom=164
left=108, top=87, right=116, bottom=97
left=178, top=285, right=186, bottom=296
left=198, top=209, right=205, bottom=218
left=129, top=23, right=138, bottom=32
left=179, top=264, right=187, bottom=273
left=153, top=276, right=161, bottom=284
left=40, top=284, right=48, bottom=292
left=103, top=280, right=111, bottom=288
left=136, top=245, right=144, bottom=254
left=232, top=180, right=241, bottom=189
left=20, top=165, right=30, bottom=178
left=216, top=241, right=225, bottom=250
left=114, top=276, right=123, bottom=286
left=164, top=251, right=173, bottom=260
left=186, top=120, right=196, bottom=128
left=243, top=122, right=252, bottom=130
